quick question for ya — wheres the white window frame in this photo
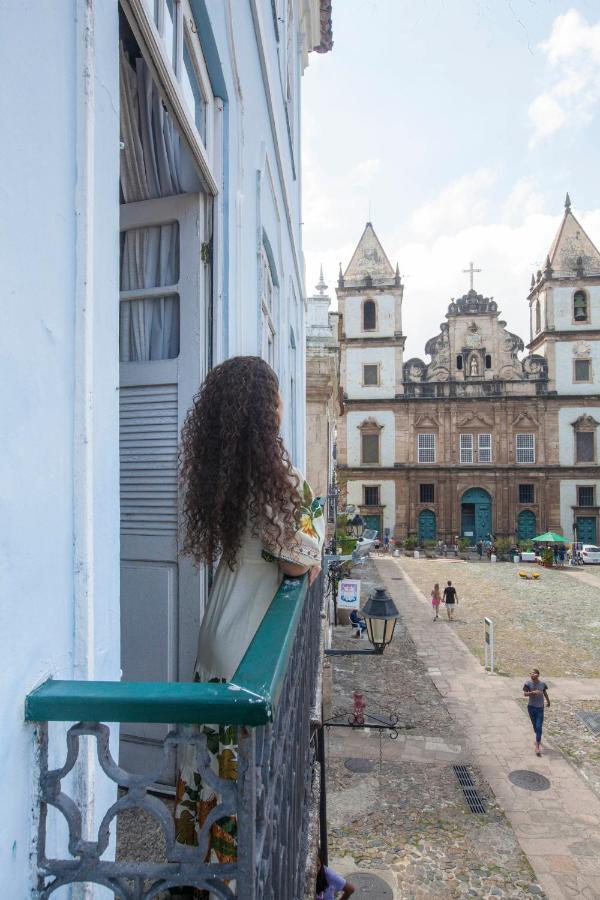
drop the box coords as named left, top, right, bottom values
left=478, top=433, right=492, bottom=464
left=418, top=433, right=436, bottom=464
left=459, top=433, right=473, bottom=464
left=516, top=433, right=535, bottom=464
left=124, top=0, right=217, bottom=189
left=260, top=245, right=278, bottom=370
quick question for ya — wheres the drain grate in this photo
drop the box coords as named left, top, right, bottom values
left=577, top=710, right=600, bottom=736
left=452, top=765, right=487, bottom=813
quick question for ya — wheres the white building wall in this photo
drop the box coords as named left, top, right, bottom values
left=347, top=410, right=396, bottom=467
left=558, top=407, right=600, bottom=464
left=207, top=0, right=309, bottom=469
left=0, top=2, right=120, bottom=893
left=555, top=341, right=600, bottom=394
left=1, top=0, right=323, bottom=890
left=347, top=479, right=396, bottom=532
left=560, top=480, right=600, bottom=539
left=552, top=284, right=600, bottom=329
left=346, top=347, right=396, bottom=398
left=344, top=293, right=396, bottom=337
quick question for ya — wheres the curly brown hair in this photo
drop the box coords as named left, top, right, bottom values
left=180, top=356, right=301, bottom=568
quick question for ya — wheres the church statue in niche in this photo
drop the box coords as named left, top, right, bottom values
left=469, top=355, right=479, bottom=376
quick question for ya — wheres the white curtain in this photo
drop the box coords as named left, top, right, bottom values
left=119, top=46, right=182, bottom=362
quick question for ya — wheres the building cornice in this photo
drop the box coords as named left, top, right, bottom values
left=528, top=330, right=600, bottom=351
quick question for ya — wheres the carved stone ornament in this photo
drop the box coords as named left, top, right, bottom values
left=573, top=341, right=592, bottom=357
left=571, top=414, right=599, bottom=431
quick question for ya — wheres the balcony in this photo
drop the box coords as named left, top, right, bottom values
left=26, top=575, right=323, bottom=899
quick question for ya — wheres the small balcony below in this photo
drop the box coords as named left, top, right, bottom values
left=26, top=575, right=323, bottom=899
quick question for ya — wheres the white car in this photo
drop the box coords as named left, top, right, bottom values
left=580, top=545, right=600, bottom=564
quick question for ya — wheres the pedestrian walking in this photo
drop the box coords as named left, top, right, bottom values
left=523, top=668, right=550, bottom=757
left=431, top=582, right=442, bottom=620
left=476, top=540, right=483, bottom=559
left=443, top=580, right=458, bottom=620
left=315, top=855, right=355, bottom=899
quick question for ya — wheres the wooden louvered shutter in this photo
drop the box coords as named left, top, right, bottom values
left=119, top=193, right=208, bottom=777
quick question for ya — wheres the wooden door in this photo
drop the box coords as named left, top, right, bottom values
left=119, top=192, right=208, bottom=777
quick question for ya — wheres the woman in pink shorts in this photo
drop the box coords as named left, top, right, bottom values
left=431, top=582, right=442, bottom=621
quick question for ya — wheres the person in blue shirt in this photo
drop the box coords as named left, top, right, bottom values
left=315, top=855, right=355, bottom=899
left=349, top=609, right=367, bottom=638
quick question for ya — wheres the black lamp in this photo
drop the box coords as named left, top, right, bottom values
left=326, top=585, right=400, bottom=656
left=362, top=586, right=400, bottom=652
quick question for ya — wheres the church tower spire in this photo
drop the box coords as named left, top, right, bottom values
left=528, top=195, right=600, bottom=392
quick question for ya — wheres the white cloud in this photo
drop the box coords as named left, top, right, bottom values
left=409, top=168, right=497, bottom=239
left=529, top=9, right=600, bottom=147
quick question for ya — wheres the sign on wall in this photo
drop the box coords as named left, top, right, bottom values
left=338, top=579, right=361, bottom=609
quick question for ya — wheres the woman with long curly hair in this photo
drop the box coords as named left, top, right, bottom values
left=173, top=356, right=324, bottom=885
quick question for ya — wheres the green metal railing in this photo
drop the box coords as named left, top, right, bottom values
left=26, top=574, right=308, bottom=726
left=26, top=573, right=323, bottom=899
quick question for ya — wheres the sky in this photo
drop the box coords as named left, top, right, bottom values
left=301, top=1, right=600, bottom=359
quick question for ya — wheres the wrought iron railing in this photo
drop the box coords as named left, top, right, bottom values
left=26, top=574, right=323, bottom=899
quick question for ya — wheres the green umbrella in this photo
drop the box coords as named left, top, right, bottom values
left=532, top=531, right=569, bottom=543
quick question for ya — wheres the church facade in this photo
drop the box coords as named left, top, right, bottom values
left=336, top=198, right=600, bottom=546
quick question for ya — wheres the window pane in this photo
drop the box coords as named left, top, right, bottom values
left=460, top=434, right=473, bottom=464
left=363, top=365, right=378, bottom=385
left=516, top=433, right=535, bottom=463
left=120, top=295, right=180, bottom=361
left=364, top=485, right=380, bottom=505
left=363, top=300, right=376, bottom=330
left=519, top=484, right=534, bottom=504
left=578, top=486, right=594, bottom=506
left=418, top=433, right=436, bottom=463
left=182, top=34, right=207, bottom=141
left=576, top=431, right=594, bottom=463
left=575, top=359, right=591, bottom=382
left=420, top=483, right=434, bottom=503
left=478, top=433, right=492, bottom=463
left=362, top=433, right=379, bottom=464
left=119, top=223, right=180, bottom=362
left=163, top=0, right=176, bottom=68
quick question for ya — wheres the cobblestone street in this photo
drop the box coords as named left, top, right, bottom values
left=325, top=557, right=547, bottom=898
left=396, top=557, right=600, bottom=678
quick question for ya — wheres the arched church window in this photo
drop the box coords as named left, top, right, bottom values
left=456, top=355, right=463, bottom=370
left=485, top=355, right=492, bottom=369
left=573, top=290, right=588, bottom=323
left=363, top=299, right=376, bottom=331
left=535, top=300, right=541, bottom=333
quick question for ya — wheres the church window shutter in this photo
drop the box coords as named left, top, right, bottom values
left=363, top=485, right=381, bottom=505
left=362, top=432, right=380, bottom=464
left=574, top=359, right=591, bottom=382
left=363, top=364, right=379, bottom=385
left=363, top=299, right=376, bottom=331
left=577, top=486, right=595, bottom=506
left=576, top=431, right=594, bottom=463
left=420, top=483, right=434, bottom=502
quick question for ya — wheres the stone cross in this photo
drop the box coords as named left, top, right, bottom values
left=463, top=261, right=482, bottom=291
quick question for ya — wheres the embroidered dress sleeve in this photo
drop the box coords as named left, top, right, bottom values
left=261, top=475, right=325, bottom=567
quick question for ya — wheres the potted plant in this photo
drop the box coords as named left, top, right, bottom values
left=541, top=547, right=554, bottom=568
left=457, top=537, right=471, bottom=559
left=495, top=538, right=512, bottom=561
left=403, top=536, right=417, bottom=557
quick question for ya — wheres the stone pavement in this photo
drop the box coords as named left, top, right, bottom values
left=380, top=556, right=600, bottom=900
left=325, top=559, right=544, bottom=898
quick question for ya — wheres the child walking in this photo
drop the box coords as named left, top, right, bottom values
left=431, top=583, right=442, bottom=621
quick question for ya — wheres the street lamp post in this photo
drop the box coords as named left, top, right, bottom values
left=325, top=586, right=400, bottom=656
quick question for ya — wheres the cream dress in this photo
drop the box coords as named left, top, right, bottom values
left=174, top=476, right=324, bottom=874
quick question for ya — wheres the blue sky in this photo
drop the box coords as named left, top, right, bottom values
left=302, top=1, right=600, bottom=358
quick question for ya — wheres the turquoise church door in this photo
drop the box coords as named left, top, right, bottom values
left=517, top=509, right=536, bottom=542
left=461, top=488, right=492, bottom=543
left=418, top=509, right=436, bottom=542
left=577, top=516, right=597, bottom=545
